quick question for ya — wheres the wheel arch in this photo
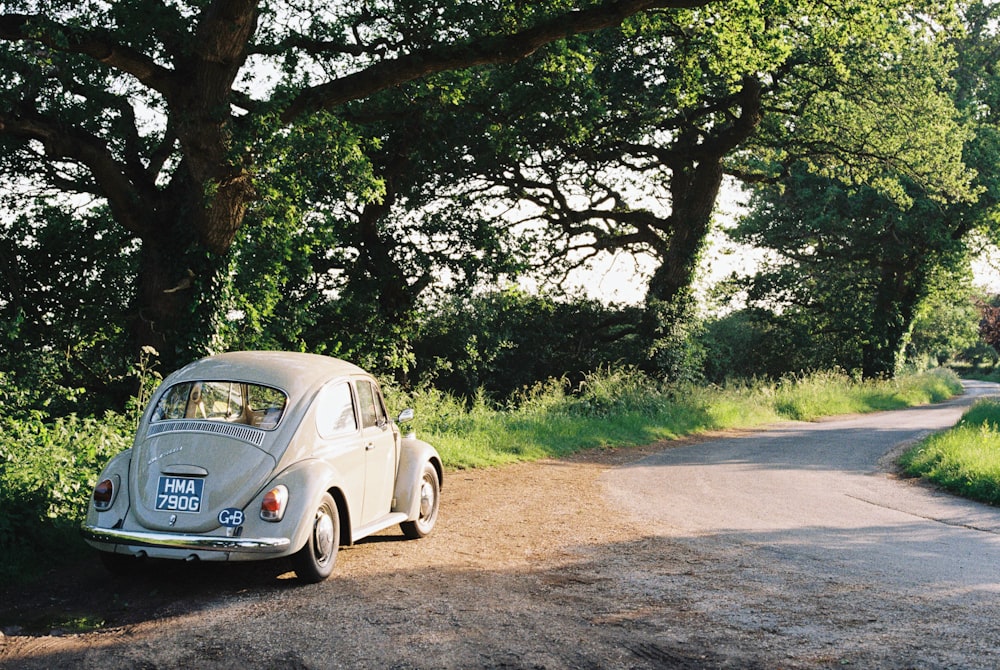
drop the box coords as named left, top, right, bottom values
left=328, top=485, right=353, bottom=547
left=394, top=438, right=443, bottom=519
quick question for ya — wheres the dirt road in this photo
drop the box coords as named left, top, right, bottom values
left=3, top=385, right=1000, bottom=669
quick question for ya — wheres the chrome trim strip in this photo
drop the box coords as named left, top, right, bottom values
left=146, top=421, right=267, bottom=447
left=81, top=524, right=290, bottom=554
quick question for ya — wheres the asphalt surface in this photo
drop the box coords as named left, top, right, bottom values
left=602, top=380, right=1000, bottom=666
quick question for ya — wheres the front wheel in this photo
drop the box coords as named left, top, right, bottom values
left=401, top=462, right=440, bottom=539
left=292, top=492, right=340, bottom=583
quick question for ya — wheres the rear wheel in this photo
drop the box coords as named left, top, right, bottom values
left=292, top=492, right=340, bottom=583
left=401, top=462, right=440, bottom=539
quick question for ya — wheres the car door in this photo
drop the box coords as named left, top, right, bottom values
left=355, top=378, right=396, bottom=525
left=314, top=381, right=366, bottom=520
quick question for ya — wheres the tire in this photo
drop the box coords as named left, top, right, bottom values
left=292, top=492, right=340, bottom=583
left=401, top=462, right=440, bottom=540
left=98, top=550, right=143, bottom=576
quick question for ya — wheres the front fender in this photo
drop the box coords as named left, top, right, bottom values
left=392, top=438, right=442, bottom=520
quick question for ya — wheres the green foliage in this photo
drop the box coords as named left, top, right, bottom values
left=907, top=267, right=982, bottom=366
left=706, top=264, right=984, bottom=383
left=700, top=308, right=847, bottom=382
left=0, top=411, right=131, bottom=585
left=742, top=0, right=974, bottom=206
left=1, top=0, right=988, bottom=395
left=564, top=366, right=666, bottom=418
left=645, top=293, right=707, bottom=384
left=900, top=398, right=1000, bottom=506
left=410, top=289, right=647, bottom=400
left=730, top=165, right=972, bottom=378
left=726, top=2, right=1000, bottom=381
left=0, top=203, right=138, bottom=415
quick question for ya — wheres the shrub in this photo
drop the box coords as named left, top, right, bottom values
left=0, top=412, right=131, bottom=585
left=409, top=289, right=648, bottom=401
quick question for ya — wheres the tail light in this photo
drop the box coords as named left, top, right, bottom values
left=93, top=478, right=116, bottom=511
left=260, top=485, right=288, bottom=522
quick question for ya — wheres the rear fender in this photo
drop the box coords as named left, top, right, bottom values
left=84, top=449, right=133, bottom=530
left=254, top=459, right=352, bottom=553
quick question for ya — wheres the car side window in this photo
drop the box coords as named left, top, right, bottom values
left=356, top=380, right=386, bottom=429
left=373, top=386, right=388, bottom=425
left=155, top=382, right=192, bottom=420
left=316, top=382, right=358, bottom=438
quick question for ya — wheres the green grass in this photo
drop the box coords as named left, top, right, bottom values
left=899, top=398, right=1000, bottom=506
left=390, top=367, right=964, bottom=470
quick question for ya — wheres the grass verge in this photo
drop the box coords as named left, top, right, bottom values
left=899, top=397, right=1000, bottom=506
left=391, top=367, right=963, bottom=470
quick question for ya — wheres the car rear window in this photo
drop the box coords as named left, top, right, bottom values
left=152, top=381, right=288, bottom=430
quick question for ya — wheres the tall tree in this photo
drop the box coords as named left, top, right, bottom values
left=733, top=170, right=971, bottom=377
left=728, top=0, right=1000, bottom=378
left=0, top=0, right=712, bottom=369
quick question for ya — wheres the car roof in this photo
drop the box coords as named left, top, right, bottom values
left=163, top=351, right=369, bottom=400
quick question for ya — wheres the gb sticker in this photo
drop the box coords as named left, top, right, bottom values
left=218, top=508, right=245, bottom=527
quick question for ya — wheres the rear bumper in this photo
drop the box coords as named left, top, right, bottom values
left=81, top=524, right=291, bottom=554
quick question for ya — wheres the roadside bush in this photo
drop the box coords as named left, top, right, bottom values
left=0, top=412, right=131, bottom=585
left=564, top=366, right=665, bottom=417
left=699, top=308, right=864, bottom=383
left=410, top=289, right=647, bottom=401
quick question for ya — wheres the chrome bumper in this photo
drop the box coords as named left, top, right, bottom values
left=81, top=524, right=291, bottom=554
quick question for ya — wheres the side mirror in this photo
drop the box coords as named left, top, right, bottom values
left=396, top=408, right=415, bottom=423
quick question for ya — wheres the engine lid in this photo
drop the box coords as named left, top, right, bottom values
left=131, top=423, right=276, bottom=533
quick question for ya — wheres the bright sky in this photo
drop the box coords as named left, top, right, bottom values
left=560, top=178, right=764, bottom=308
left=563, top=182, right=1000, bottom=308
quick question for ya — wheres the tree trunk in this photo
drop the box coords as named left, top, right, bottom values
left=130, top=187, right=236, bottom=371
left=645, top=159, right=724, bottom=305
left=861, top=264, right=927, bottom=379
left=645, top=76, right=761, bottom=306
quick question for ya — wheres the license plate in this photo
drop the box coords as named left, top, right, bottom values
left=156, top=476, right=204, bottom=513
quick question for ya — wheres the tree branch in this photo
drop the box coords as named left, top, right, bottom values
left=0, top=13, right=173, bottom=94
left=279, top=0, right=714, bottom=123
left=0, top=111, right=151, bottom=236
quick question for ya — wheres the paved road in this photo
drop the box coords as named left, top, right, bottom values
left=602, top=380, right=1000, bottom=667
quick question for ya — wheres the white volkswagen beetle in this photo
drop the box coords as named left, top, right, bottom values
left=82, top=351, right=442, bottom=583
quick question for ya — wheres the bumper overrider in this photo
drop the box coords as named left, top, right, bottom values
left=81, top=524, right=291, bottom=554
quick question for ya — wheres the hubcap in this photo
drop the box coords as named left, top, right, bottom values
left=314, top=510, right=335, bottom=562
left=419, top=479, right=433, bottom=518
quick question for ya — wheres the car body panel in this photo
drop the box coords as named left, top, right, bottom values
left=81, top=351, right=443, bottom=575
left=132, top=431, right=276, bottom=532
left=393, top=437, right=443, bottom=518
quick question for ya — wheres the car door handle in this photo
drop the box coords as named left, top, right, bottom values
left=365, top=442, right=375, bottom=451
